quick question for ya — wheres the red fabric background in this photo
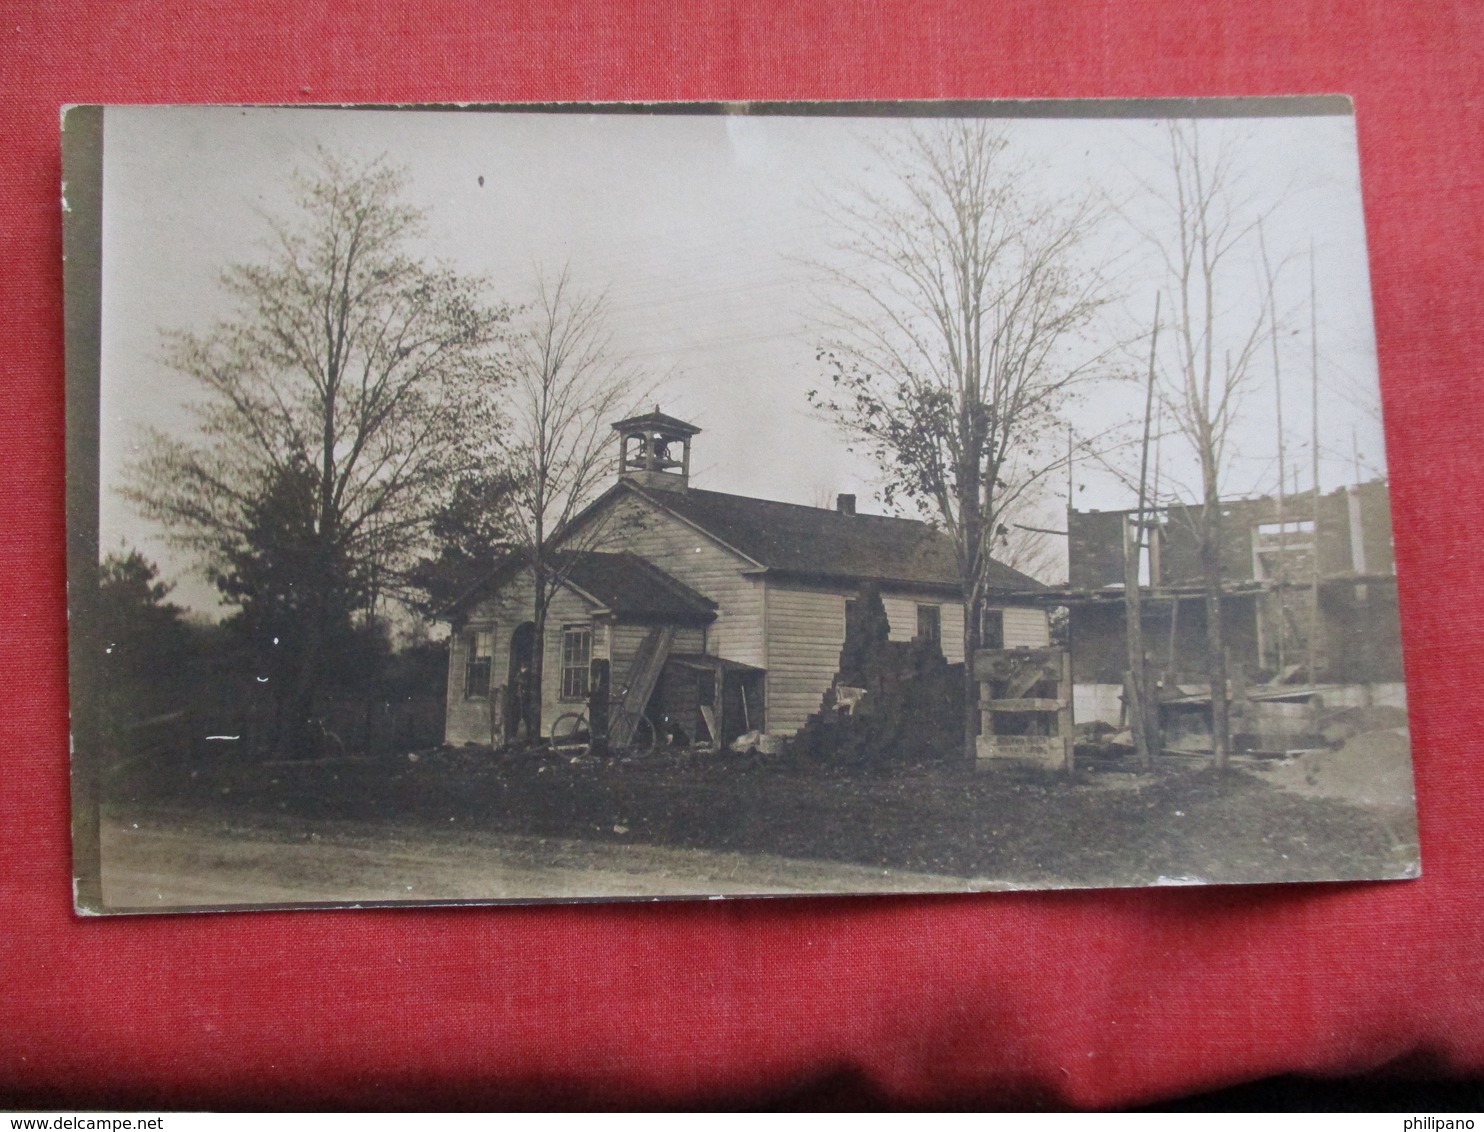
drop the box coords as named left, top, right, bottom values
left=3, top=0, right=1482, bottom=1110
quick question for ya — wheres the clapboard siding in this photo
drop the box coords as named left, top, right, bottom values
left=445, top=575, right=540, bottom=753
left=446, top=574, right=540, bottom=744
left=767, top=585, right=979, bottom=733
left=1000, top=605, right=1050, bottom=648
left=595, top=493, right=765, bottom=667
left=879, top=595, right=917, bottom=647
left=444, top=626, right=494, bottom=745
left=609, top=623, right=704, bottom=692
left=538, top=586, right=599, bottom=736
left=448, top=574, right=605, bottom=742
left=765, top=584, right=848, bottom=734
left=609, top=623, right=650, bottom=680
left=472, top=575, right=535, bottom=690
left=940, top=601, right=967, bottom=663
left=880, top=594, right=966, bottom=664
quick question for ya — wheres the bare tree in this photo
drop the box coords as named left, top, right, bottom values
left=998, top=524, right=1061, bottom=585
left=1136, top=121, right=1278, bottom=770
left=501, top=267, right=648, bottom=735
left=125, top=151, right=510, bottom=754
left=996, top=479, right=1071, bottom=585
left=810, top=120, right=1113, bottom=763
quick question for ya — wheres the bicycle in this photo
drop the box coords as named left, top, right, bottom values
left=550, top=699, right=658, bottom=754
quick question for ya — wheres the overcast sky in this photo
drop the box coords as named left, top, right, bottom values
left=98, top=103, right=1385, bottom=615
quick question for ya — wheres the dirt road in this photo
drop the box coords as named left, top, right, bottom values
left=98, top=809, right=988, bottom=910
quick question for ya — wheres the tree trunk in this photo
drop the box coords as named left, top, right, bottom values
left=1200, top=507, right=1230, bottom=770
left=962, top=589, right=982, bottom=769
left=959, top=445, right=984, bottom=768
left=528, top=619, right=545, bottom=738
left=527, top=561, right=547, bottom=740
left=285, top=555, right=334, bottom=759
left=286, top=615, right=325, bottom=758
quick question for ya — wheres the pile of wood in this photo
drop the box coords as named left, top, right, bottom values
left=792, top=586, right=963, bottom=769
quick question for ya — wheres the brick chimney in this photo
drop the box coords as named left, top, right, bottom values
left=836, top=493, right=856, bottom=516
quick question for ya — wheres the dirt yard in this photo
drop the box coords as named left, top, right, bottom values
left=99, top=811, right=977, bottom=908
left=97, top=739, right=1420, bottom=910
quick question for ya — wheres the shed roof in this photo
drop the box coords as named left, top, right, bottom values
left=558, top=551, right=717, bottom=623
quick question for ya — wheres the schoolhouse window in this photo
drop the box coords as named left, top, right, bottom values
left=916, top=604, right=941, bottom=647
left=464, top=628, right=493, bottom=699
left=982, top=608, right=1005, bottom=650
left=561, top=625, right=592, bottom=701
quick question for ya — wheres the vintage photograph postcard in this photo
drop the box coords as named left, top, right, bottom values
left=64, top=99, right=1419, bottom=913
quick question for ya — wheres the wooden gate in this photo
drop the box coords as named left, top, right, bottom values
left=973, top=647, right=1074, bottom=772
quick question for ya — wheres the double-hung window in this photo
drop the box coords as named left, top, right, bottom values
left=464, top=628, right=493, bottom=698
left=916, top=604, right=942, bottom=648
left=561, top=625, right=592, bottom=701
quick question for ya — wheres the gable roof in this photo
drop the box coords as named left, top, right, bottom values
left=559, top=551, right=717, bottom=623
left=447, top=482, right=1044, bottom=619
left=626, top=484, right=1043, bottom=593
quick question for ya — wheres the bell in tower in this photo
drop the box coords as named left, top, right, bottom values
left=611, top=408, right=701, bottom=492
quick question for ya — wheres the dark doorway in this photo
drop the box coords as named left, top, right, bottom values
left=982, top=608, right=1005, bottom=650
left=507, top=621, right=536, bottom=740
left=721, top=669, right=766, bottom=745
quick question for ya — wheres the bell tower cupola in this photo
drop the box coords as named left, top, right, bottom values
left=612, top=408, right=701, bottom=492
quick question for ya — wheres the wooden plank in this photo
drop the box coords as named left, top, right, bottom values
left=973, top=649, right=1061, bottom=681
left=976, top=734, right=1065, bottom=771
left=611, top=625, right=675, bottom=747
left=1004, top=662, right=1048, bottom=699
left=979, top=736, right=1063, bottom=753
left=982, top=698, right=1067, bottom=712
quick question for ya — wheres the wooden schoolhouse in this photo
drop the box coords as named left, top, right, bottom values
left=443, top=410, right=1049, bottom=748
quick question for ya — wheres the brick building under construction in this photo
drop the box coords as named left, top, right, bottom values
left=1056, top=479, right=1405, bottom=726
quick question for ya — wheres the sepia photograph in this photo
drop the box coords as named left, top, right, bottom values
left=64, top=100, right=1418, bottom=912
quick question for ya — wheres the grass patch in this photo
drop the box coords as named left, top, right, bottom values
left=106, top=744, right=1419, bottom=890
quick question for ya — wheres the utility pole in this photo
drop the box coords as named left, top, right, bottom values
left=1259, top=219, right=1287, bottom=671
left=1124, top=294, right=1160, bottom=770
left=1309, top=241, right=1321, bottom=688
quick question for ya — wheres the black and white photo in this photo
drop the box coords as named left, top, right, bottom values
left=65, top=100, right=1419, bottom=912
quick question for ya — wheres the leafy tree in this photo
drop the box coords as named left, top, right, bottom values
left=208, top=458, right=362, bottom=748
left=810, top=121, right=1112, bottom=763
left=125, top=151, right=510, bottom=755
left=406, top=468, right=522, bottom=618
